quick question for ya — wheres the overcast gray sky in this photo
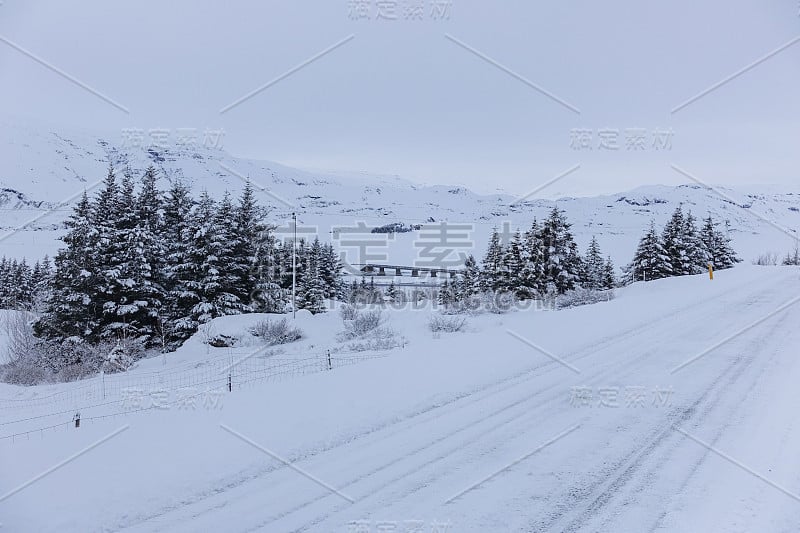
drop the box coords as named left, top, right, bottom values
left=0, top=0, right=798, bottom=197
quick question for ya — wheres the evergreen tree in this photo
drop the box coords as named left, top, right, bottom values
left=519, top=219, right=546, bottom=296
left=457, top=254, right=481, bottom=301
left=480, top=228, right=505, bottom=292
left=231, top=182, right=271, bottom=310
left=540, top=207, right=581, bottom=293
left=661, top=205, right=702, bottom=276
left=385, top=280, right=402, bottom=304
left=602, top=256, right=617, bottom=289
left=162, top=180, right=197, bottom=344
left=627, top=221, right=671, bottom=282
left=347, top=278, right=360, bottom=304
left=186, top=192, right=241, bottom=324
left=583, top=236, right=605, bottom=290
left=682, top=211, right=705, bottom=274
left=98, top=171, right=153, bottom=342
left=297, top=260, right=327, bottom=314
left=501, top=230, right=524, bottom=295
left=36, top=191, right=101, bottom=343
left=700, top=216, right=740, bottom=269
left=437, top=278, right=456, bottom=308
left=319, top=242, right=344, bottom=299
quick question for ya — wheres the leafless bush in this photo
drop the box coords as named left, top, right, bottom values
left=556, top=288, right=614, bottom=309
left=338, top=309, right=383, bottom=341
left=1, top=357, right=49, bottom=385
left=346, top=326, right=406, bottom=352
left=101, top=338, right=146, bottom=374
left=753, top=252, right=778, bottom=266
left=428, top=315, right=467, bottom=333
left=3, top=310, right=40, bottom=364
left=339, top=303, right=359, bottom=321
left=482, top=291, right=516, bottom=314
left=0, top=319, right=146, bottom=384
left=249, top=318, right=303, bottom=346
left=783, top=245, right=800, bottom=266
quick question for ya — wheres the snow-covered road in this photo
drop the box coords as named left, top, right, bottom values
left=3, top=266, right=800, bottom=532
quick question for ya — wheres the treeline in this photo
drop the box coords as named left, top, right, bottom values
left=428, top=207, right=617, bottom=308
left=0, top=256, right=52, bottom=309
left=624, top=206, right=740, bottom=282
left=32, top=166, right=343, bottom=356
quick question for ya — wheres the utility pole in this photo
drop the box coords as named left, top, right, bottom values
left=292, top=211, right=297, bottom=319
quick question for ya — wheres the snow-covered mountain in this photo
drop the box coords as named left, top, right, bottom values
left=0, top=115, right=798, bottom=267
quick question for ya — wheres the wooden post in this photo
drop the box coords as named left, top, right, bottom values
left=327, top=350, right=332, bottom=370
left=708, top=263, right=714, bottom=280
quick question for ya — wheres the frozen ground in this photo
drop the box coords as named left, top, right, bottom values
left=2, top=265, right=800, bottom=532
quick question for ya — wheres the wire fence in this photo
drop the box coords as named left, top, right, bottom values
left=0, top=348, right=390, bottom=443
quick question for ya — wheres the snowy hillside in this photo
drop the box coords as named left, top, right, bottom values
left=3, top=265, right=800, bottom=531
left=0, top=116, right=798, bottom=267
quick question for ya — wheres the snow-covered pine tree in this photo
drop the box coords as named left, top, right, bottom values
left=583, top=236, right=605, bottom=290
left=437, top=278, right=456, bottom=308
left=717, top=220, right=740, bottom=268
left=297, top=248, right=327, bottom=314
left=211, top=192, right=245, bottom=315
left=626, top=221, right=671, bottom=282
left=368, top=277, right=381, bottom=304
left=161, top=180, right=197, bottom=345
left=98, top=171, right=152, bottom=342
left=0, top=258, right=9, bottom=307
left=11, top=259, right=33, bottom=308
left=457, top=254, right=481, bottom=301
left=682, top=211, right=706, bottom=275
left=501, top=230, right=524, bottom=296
left=319, top=242, right=344, bottom=299
left=602, top=256, right=617, bottom=289
left=519, top=219, right=545, bottom=297
left=385, top=280, right=402, bottom=304
left=35, top=191, right=101, bottom=343
left=661, top=205, right=704, bottom=276
left=231, top=182, right=271, bottom=310
left=347, top=279, right=360, bottom=304
left=540, top=207, right=581, bottom=293
left=187, top=192, right=238, bottom=325
left=89, top=168, right=127, bottom=341
left=480, top=228, right=505, bottom=292
left=250, top=226, right=285, bottom=313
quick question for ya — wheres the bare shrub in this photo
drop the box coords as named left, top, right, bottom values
left=249, top=318, right=303, bottom=346
left=338, top=309, right=383, bottom=341
left=482, top=291, right=516, bottom=314
left=753, top=252, right=778, bottom=266
left=346, top=326, right=406, bottom=352
left=3, top=310, right=40, bottom=364
left=101, top=339, right=146, bottom=374
left=1, top=357, right=49, bottom=385
left=782, top=245, right=800, bottom=266
left=339, top=303, right=359, bottom=321
left=428, top=315, right=467, bottom=333
left=556, top=288, right=614, bottom=309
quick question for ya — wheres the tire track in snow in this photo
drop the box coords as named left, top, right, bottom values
left=540, top=306, right=796, bottom=532
left=267, top=278, right=794, bottom=532
left=114, top=274, right=787, bottom=532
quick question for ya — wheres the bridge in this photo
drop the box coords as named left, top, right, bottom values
left=357, top=263, right=462, bottom=279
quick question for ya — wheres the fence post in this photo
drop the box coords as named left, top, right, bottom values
left=228, top=373, right=232, bottom=392
left=73, top=412, right=80, bottom=428
left=100, top=370, right=105, bottom=400
left=327, top=350, right=332, bottom=371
